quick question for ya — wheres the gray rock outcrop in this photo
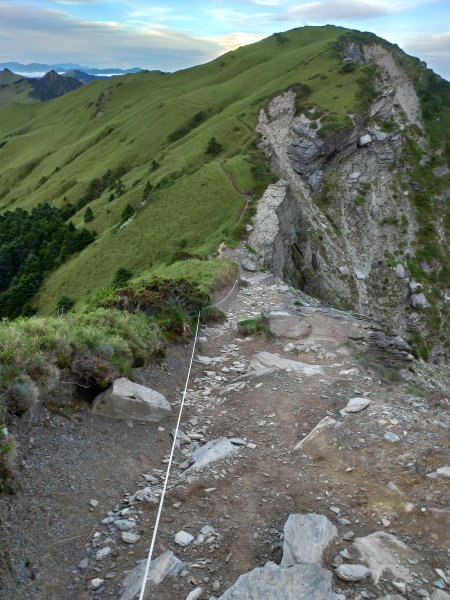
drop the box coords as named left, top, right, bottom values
left=265, top=309, right=312, bottom=339
left=281, top=513, right=337, bottom=566
left=218, top=561, right=336, bottom=600
left=92, top=378, right=171, bottom=421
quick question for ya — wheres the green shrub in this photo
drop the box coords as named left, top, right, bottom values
left=121, top=203, right=135, bottom=223
left=57, top=296, right=75, bottom=314
left=112, top=268, right=133, bottom=289
left=205, top=137, right=222, bottom=156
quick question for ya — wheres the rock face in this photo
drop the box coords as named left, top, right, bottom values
left=92, top=378, right=172, bottom=421
left=252, top=41, right=446, bottom=355
left=120, top=550, right=185, bottom=600
left=218, top=561, right=336, bottom=600
left=265, top=309, right=312, bottom=339
left=281, top=513, right=337, bottom=566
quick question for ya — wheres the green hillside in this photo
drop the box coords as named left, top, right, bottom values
left=0, top=25, right=447, bottom=316
left=0, top=25, right=369, bottom=313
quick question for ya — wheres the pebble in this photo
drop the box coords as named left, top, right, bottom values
left=122, top=531, right=140, bottom=544
left=90, top=499, right=99, bottom=507
left=96, top=547, right=111, bottom=560
left=90, top=578, right=104, bottom=590
left=212, top=580, right=221, bottom=591
left=186, top=587, right=203, bottom=600
left=175, top=531, right=194, bottom=546
left=384, top=431, right=400, bottom=443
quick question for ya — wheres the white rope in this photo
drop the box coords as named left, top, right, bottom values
left=138, top=267, right=240, bottom=600
left=138, top=312, right=201, bottom=600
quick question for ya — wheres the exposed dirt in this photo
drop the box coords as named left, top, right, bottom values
left=0, top=268, right=449, bottom=600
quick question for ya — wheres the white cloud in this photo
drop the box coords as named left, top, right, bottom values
left=0, top=3, right=221, bottom=70
left=393, top=30, right=450, bottom=78
left=285, top=0, right=396, bottom=21
left=206, top=31, right=267, bottom=52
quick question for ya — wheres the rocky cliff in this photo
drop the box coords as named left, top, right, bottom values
left=251, top=39, right=449, bottom=361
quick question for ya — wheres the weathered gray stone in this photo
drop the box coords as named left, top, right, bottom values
left=427, top=466, right=450, bottom=479
left=342, top=397, right=371, bottom=414
left=174, top=531, right=194, bottom=546
left=281, top=513, right=337, bottom=566
left=431, top=591, right=450, bottom=600
left=120, top=550, right=185, bottom=600
left=395, top=264, right=406, bottom=279
left=93, top=378, right=171, bottom=422
left=335, top=564, right=370, bottom=581
left=253, top=352, right=324, bottom=376
left=384, top=431, right=400, bottom=443
left=218, top=561, right=336, bottom=599
left=242, top=259, right=257, bottom=272
left=409, top=280, right=422, bottom=293
left=355, top=531, right=418, bottom=584
left=410, top=293, right=431, bottom=309
left=185, top=438, right=237, bottom=473
left=376, top=596, right=406, bottom=600
left=122, top=531, right=140, bottom=544
left=359, top=134, right=372, bottom=146
left=266, top=309, right=312, bottom=339
left=186, top=588, right=203, bottom=600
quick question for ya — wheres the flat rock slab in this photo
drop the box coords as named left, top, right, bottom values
left=265, top=310, right=312, bottom=339
left=341, top=397, right=371, bottom=414
left=93, top=378, right=171, bottom=422
left=218, top=561, right=336, bottom=600
left=253, top=352, right=324, bottom=376
left=281, top=513, right=337, bottom=566
left=184, top=438, right=237, bottom=473
left=120, top=550, right=184, bottom=600
left=355, top=531, right=419, bottom=584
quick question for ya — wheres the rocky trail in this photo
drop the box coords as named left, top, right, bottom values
left=1, top=254, right=449, bottom=600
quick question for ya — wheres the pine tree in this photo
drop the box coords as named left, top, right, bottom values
left=121, top=204, right=135, bottom=223
left=84, top=206, right=94, bottom=223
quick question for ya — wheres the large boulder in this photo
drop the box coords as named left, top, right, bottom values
left=92, top=378, right=171, bottom=421
left=218, top=561, right=336, bottom=600
left=266, top=309, right=312, bottom=339
left=281, top=513, right=337, bottom=566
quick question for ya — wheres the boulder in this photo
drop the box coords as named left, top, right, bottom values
left=120, top=550, right=185, bottom=600
left=394, top=264, right=406, bottom=279
left=218, top=561, right=336, bottom=600
left=281, top=513, right=337, bottom=566
left=355, top=531, right=419, bottom=584
left=253, top=352, right=324, bottom=376
left=335, top=564, right=370, bottom=581
left=92, top=378, right=171, bottom=422
left=266, top=309, right=312, bottom=339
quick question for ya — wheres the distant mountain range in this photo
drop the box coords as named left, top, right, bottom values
left=0, top=62, right=142, bottom=76
left=0, top=65, right=145, bottom=106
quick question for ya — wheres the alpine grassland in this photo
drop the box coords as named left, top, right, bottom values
left=0, top=24, right=382, bottom=314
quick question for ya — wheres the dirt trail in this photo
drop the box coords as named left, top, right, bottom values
left=1, top=260, right=449, bottom=600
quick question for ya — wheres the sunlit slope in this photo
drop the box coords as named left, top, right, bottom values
left=0, top=25, right=372, bottom=311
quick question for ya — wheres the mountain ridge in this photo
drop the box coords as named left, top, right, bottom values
left=0, top=25, right=448, bottom=360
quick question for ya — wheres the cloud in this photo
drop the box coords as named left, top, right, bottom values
left=206, top=31, right=267, bottom=52
left=284, top=0, right=396, bottom=21
left=0, top=3, right=221, bottom=70
left=395, top=30, right=450, bottom=78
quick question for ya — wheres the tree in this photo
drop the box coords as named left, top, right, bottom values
left=56, top=295, right=75, bottom=314
left=121, top=204, right=135, bottom=223
left=84, top=206, right=94, bottom=223
left=205, top=137, right=222, bottom=156
left=142, top=181, right=153, bottom=203
left=112, top=268, right=133, bottom=289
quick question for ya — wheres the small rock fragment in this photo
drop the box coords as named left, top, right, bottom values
left=335, top=564, right=371, bottom=582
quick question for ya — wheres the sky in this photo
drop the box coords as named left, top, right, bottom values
left=0, top=1, right=449, bottom=78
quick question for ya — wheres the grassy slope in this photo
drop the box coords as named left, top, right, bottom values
left=0, top=25, right=385, bottom=313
